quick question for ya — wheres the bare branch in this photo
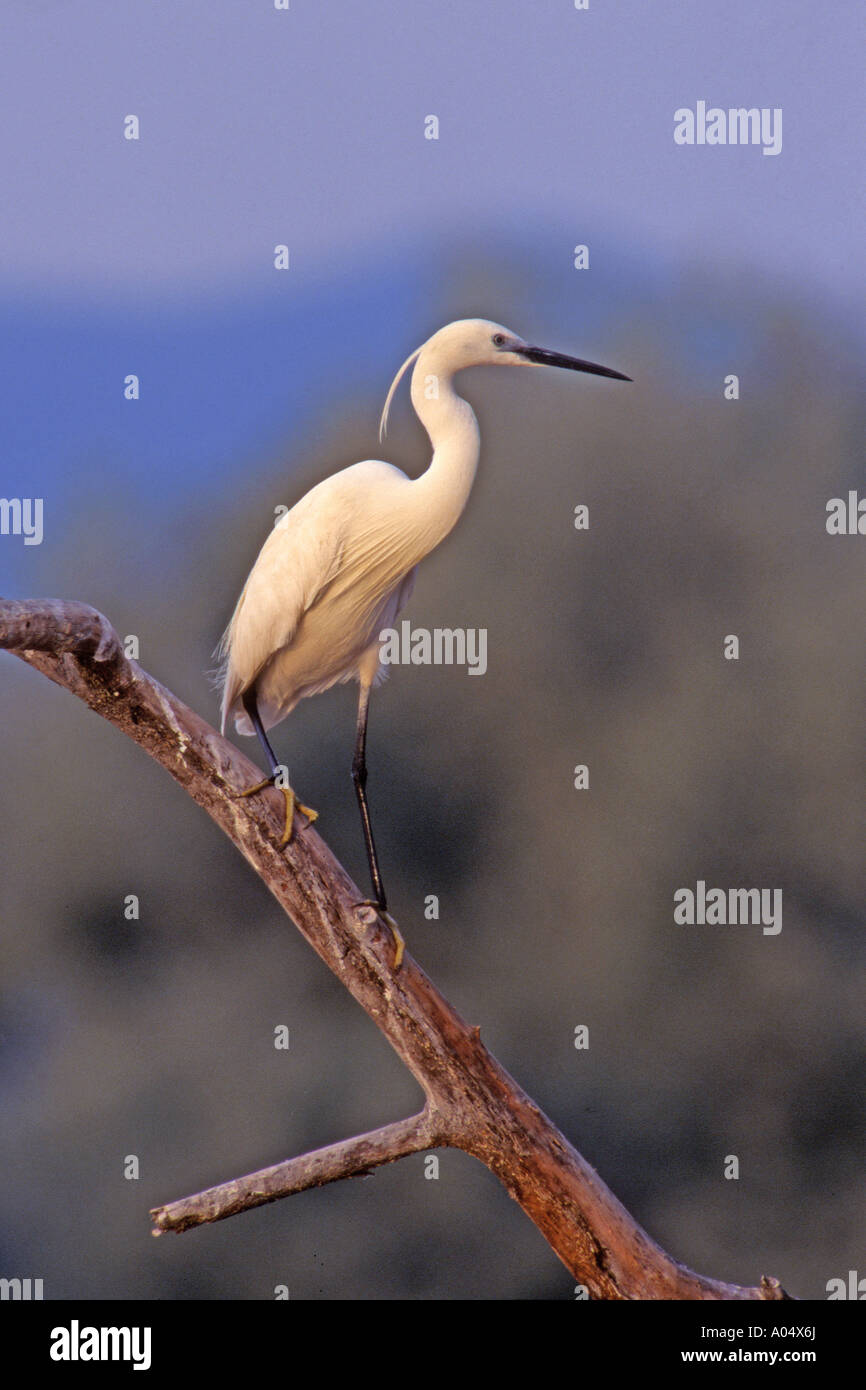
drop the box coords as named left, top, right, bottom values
left=0, top=598, right=791, bottom=1300
left=151, top=1109, right=444, bottom=1234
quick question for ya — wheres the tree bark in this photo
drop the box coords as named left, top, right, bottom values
left=0, top=597, right=789, bottom=1300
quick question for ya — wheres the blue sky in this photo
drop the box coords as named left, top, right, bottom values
left=1, top=1, right=862, bottom=307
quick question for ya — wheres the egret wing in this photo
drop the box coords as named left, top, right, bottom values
left=217, top=486, right=345, bottom=731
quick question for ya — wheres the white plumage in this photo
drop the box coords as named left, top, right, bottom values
left=219, top=460, right=418, bottom=734
left=216, top=317, right=629, bottom=935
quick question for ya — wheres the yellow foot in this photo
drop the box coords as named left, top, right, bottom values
left=353, top=901, right=405, bottom=970
left=239, top=778, right=318, bottom=846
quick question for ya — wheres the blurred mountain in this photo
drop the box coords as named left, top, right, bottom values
left=4, top=224, right=859, bottom=543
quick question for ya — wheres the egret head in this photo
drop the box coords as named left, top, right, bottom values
left=380, top=318, right=630, bottom=439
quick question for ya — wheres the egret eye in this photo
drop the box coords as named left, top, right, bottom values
left=492, top=333, right=506, bottom=347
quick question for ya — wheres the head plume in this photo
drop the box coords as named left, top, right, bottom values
left=379, top=344, right=422, bottom=442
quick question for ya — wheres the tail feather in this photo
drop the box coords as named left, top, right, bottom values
left=210, top=622, right=238, bottom=735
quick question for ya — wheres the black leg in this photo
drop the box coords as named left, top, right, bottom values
left=242, top=688, right=281, bottom=780
left=238, top=688, right=317, bottom=846
left=352, top=681, right=387, bottom=911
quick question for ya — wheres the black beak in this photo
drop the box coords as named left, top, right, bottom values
left=518, top=345, right=631, bottom=382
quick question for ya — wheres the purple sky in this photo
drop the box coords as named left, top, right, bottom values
left=1, top=1, right=863, bottom=309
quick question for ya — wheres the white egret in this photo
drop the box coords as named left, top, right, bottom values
left=217, top=318, right=630, bottom=965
